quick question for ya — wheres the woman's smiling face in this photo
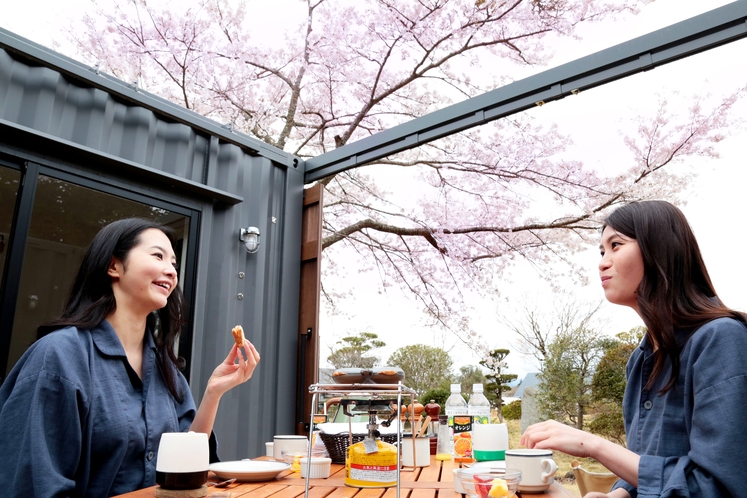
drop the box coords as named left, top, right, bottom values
left=599, top=225, right=645, bottom=312
left=108, top=228, right=178, bottom=315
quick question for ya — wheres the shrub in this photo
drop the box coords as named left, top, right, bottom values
left=419, top=388, right=450, bottom=407
left=502, top=400, right=522, bottom=420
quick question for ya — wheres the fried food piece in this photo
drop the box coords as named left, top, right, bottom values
left=232, top=325, right=246, bottom=348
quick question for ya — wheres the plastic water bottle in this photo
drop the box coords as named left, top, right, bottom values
left=468, top=383, right=491, bottom=425
left=444, top=383, right=469, bottom=458
left=445, top=383, right=468, bottom=424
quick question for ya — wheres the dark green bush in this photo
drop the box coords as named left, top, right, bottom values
left=501, top=400, right=522, bottom=420
left=419, top=388, right=450, bottom=407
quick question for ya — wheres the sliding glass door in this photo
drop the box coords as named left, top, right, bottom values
left=0, top=161, right=197, bottom=379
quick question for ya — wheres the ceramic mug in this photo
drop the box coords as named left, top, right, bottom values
left=505, top=448, right=558, bottom=492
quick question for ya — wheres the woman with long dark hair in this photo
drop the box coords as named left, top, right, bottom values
left=521, top=201, right=747, bottom=497
left=0, top=218, right=260, bottom=497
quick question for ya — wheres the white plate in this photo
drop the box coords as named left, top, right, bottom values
left=208, top=460, right=291, bottom=482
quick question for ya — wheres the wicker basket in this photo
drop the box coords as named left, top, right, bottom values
left=319, top=432, right=400, bottom=464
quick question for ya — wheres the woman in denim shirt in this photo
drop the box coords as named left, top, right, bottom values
left=0, top=218, right=261, bottom=497
left=521, top=201, right=747, bottom=497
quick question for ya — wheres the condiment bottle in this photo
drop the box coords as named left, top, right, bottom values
left=435, top=415, right=452, bottom=461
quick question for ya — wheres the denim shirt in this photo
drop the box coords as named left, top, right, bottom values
left=612, top=317, right=747, bottom=497
left=0, top=321, right=196, bottom=497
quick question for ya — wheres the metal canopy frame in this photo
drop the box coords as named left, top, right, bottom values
left=304, top=1, right=747, bottom=183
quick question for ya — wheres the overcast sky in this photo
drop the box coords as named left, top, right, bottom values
left=3, top=0, right=746, bottom=378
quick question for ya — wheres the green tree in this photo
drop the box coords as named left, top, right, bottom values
left=480, top=349, right=519, bottom=421
left=455, top=365, right=486, bottom=397
left=419, top=387, right=450, bottom=408
left=589, top=327, right=644, bottom=443
left=537, top=326, right=613, bottom=430
left=388, top=344, right=453, bottom=395
left=327, top=332, right=385, bottom=369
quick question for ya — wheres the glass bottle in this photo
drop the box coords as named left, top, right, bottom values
left=435, top=415, right=452, bottom=460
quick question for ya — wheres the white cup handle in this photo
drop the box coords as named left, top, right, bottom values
left=541, top=459, right=558, bottom=483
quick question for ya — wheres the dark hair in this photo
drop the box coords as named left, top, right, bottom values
left=39, top=218, right=187, bottom=401
left=603, top=201, right=747, bottom=393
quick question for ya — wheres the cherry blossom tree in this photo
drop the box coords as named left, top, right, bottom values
left=69, top=0, right=745, bottom=356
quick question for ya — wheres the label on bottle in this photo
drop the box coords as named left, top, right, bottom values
left=468, top=407, right=490, bottom=425
left=445, top=407, right=469, bottom=429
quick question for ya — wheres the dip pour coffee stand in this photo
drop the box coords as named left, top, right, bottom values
left=306, top=375, right=418, bottom=498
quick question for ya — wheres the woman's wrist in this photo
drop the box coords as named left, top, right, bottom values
left=202, top=383, right=224, bottom=404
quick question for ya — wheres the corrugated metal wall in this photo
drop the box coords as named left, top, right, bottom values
left=0, top=29, right=304, bottom=460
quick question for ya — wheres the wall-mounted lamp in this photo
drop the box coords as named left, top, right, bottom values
left=239, top=227, right=261, bottom=254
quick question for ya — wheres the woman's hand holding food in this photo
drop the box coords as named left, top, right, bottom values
left=205, top=326, right=260, bottom=398
left=190, top=326, right=260, bottom=435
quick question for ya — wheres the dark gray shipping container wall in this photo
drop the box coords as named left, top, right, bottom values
left=0, top=29, right=304, bottom=460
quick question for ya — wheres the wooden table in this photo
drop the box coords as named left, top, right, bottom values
left=115, top=455, right=575, bottom=498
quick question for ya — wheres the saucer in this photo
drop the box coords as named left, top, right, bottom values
left=518, top=483, right=551, bottom=493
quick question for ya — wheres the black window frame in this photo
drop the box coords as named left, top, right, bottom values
left=0, top=156, right=201, bottom=381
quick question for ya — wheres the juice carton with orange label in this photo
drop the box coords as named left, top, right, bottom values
left=451, top=415, right=474, bottom=461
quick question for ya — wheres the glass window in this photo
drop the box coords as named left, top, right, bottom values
left=0, top=165, right=21, bottom=287
left=7, top=174, right=190, bottom=375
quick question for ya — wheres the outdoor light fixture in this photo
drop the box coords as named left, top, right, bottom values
left=239, top=227, right=261, bottom=254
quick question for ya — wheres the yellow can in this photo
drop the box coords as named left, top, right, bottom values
left=344, top=438, right=398, bottom=488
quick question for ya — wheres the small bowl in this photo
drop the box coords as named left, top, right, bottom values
left=300, top=457, right=332, bottom=478
left=281, top=451, right=307, bottom=472
left=455, top=468, right=522, bottom=498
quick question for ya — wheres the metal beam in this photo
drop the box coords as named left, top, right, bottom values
left=305, top=1, right=747, bottom=183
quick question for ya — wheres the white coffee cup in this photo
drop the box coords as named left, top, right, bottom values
left=273, top=435, right=308, bottom=461
left=505, top=448, right=558, bottom=492
left=472, top=424, right=509, bottom=461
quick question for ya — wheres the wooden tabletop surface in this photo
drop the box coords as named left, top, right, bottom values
left=114, top=455, right=575, bottom=498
